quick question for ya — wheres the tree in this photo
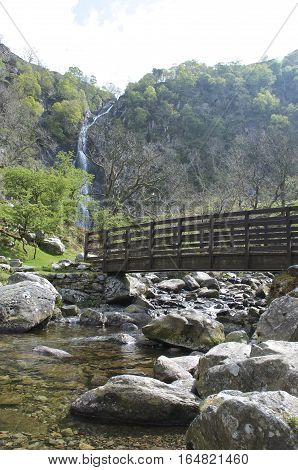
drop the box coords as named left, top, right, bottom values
left=0, top=152, right=92, bottom=256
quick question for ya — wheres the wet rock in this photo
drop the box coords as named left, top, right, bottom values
left=201, top=278, right=220, bottom=291
left=143, top=309, right=225, bottom=351
left=7, top=272, right=61, bottom=301
left=156, top=279, right=186, bottom=292
left=192, top=272, right=211, bottom=285
left=197, top=287, right=219, bottom=299
left=104, top=275, right=147, bottom=304
left=195, top=353, right=298, bottom=398
left=256, top=294, right=298, bottom=342
left=186, top=390, right=298, bottom=450
left=60, top=304, right=80, bottom=317
left=32, top=345, right=73, bottom=359
left=71, top=374, right=201, bottom=425
left=225, top=330, right=249, bottom=343
left=108, top=333, right=136, bottom=345
left=154, top=356, right=193, bottom=383
left=0, top=281, right=56, bottom=333
left=57, top=288, right=91, bottom=305
left=183, top=275, right=200, bottom=290
left=120, top=322, right=138, bottom=331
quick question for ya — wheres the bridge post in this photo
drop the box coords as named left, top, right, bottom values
left=177, top=218, right=183, bottom=269
left=286, top=207, right=292, bottom=266
left=209, top=215, right=214, bottom=269
left=149, top=221, right=155, bottom=269
left=124, top=229, right=130, bottom=271
left=244, top=212, right=250, bottom=269
left=102, top=230, right=107, bottom=272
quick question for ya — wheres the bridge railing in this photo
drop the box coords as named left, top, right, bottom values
left=85, top=205, right=298, bottom=272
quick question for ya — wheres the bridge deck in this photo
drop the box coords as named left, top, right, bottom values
left=85, top=206, right=298, bottom=273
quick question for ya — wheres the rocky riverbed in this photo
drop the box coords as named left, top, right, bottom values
left=0, top=262, right=297, bottom=450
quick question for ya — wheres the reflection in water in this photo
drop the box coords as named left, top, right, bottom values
left=0, top=323, right=185, bottom=449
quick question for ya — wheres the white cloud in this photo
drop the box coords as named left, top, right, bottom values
left=0, top=0, right=297, bottom=90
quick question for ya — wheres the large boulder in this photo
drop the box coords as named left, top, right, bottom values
left=256, top=294, right=298, bottom=341
left=154, top=356, right=193, bottom=383
left=38, top=237, right=65, bottom=255
left=186, top=390, right=298, bottom=450
left=192, top=272, right=211, bottom=285
left=250, top=340, right=298, bottom=360
left=195, top=353, right=298, bottom=398
left=156, top=279, right=186, bottom=292
left=71, top=375, right=200, bottom=425
left=196, top=342, right=251, bottom=375
left=0, top=281, right=56, bottom=333
left=7, top=271, right=61, bottom=301
left=143, top=309, right=225, bottom=351
left=104, top=275, right=147, bottom=304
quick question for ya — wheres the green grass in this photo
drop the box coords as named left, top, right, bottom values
left=0, top=241, right=80, bottom=270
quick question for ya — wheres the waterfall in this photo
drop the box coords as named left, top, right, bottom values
left=75, top=102, right=113, bottom=229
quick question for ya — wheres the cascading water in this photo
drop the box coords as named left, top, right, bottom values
left=75, top=102, right=113, bottom=229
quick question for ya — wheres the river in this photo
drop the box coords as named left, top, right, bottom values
left=0, top=322, right=185, bottom=450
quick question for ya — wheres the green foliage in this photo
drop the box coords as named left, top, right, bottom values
left=14, top=66, right=42, bottom=99
left=22, top=96, right=44, bottom=116
left=46, top=99, right=85, bottom=142
left=0, top=152, right=92, bottom=245
left=253, top=90, right=279, bottom=113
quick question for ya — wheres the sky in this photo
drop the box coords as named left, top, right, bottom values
left=0, top=0, right=297, bottom=90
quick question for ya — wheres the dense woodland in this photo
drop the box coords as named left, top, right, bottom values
left=0, top=42, right=297, bottom=245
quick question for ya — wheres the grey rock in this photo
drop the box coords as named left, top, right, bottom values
left=7, top=272, right=61, bottom=301
left=156, top=279, right=186, bottom=292
left=143, top=309, right=225, bottom=351
left=256, top=294, right=298, bottom=342
left=32, top=345, right=72, bottom=358
left=225, top=330, right=249, bottom=343
left=71, top=374, right=201, bottom=425
left=0, top=281, right=56, bottom=333
left=192, top=272, right=211, bottom=285
left=9, top=259, right=22, bottom=268
left=195, top=353, right=298, bottom=398
left=186, top=390, right=298, bottom=450
left=196, top=342, right=251, bottom=381
left=120, top=322, right=138, bottom=331
left=197, top=287, right=219, bottom=299
left=201, top=278, right=220, bottom=291
left=250, top=340, right=298, bottom=360
left=104, top=274, right=147, bottom=304
left=170, top=355, right=201, bottom=374
left=57, top=288, right=91, bottom=305
left=171, top=378, right=196, bottom=393
left=38, top=237, right=65, bottom=255
left=60, top=305, right=80, bottom=317
left=154, top=356, right=193, bottom=383
left=75, top=253, right=85, bottom=263
left=184, top=275, right=200, bottom=290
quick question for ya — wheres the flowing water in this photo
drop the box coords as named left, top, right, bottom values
left=0, top=323, right=186, bottom=450
left=75, top=103, right=113, bottom=229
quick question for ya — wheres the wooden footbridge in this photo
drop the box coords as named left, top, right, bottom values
left=85, top=206, right=298, bottom=273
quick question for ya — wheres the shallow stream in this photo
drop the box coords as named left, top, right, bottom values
left=0, top=322, right=186, bottom=449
